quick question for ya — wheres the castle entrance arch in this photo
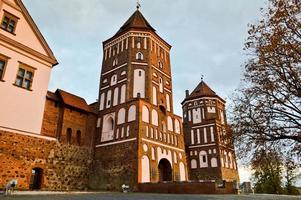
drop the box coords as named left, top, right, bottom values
left=158, top=158, right=172, bottom=182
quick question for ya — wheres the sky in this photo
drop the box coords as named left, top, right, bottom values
left=22, top=0, right=267, bottom=183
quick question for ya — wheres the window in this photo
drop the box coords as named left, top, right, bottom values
left=66, top=128, right=72, bottom=144
left=203, top=155, right=206, bottom=163
left=138, top=70, right=142, bottom=76
left=136, top=52, right=143, bottom=60
left=1, top=12, right=18, bottom=34
left=15, top=65, right=35, bottom=90
left=113, top=58, right=118, bottom=67
left=159, top=62, right=163, bottom=68
left=0, top=59, right=6, bottom=80
left=76, top=130, right=81, bottom=146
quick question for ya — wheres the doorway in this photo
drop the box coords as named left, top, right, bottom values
left=29, top=167, right=43, bottom=190
left=158, top=159, right=172, bottom=182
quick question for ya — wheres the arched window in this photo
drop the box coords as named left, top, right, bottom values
left=111, top=74, right=117, bottom=86
left=113, top=87, right=119, bottom=106
left=159, top=61, right=163, bottom=68
left=66, top=128, right=72, bottom=144
left=151, top=109, right=158, bottom=126
left=136, top=52, right=144, bottom=60
left=175, top=119, right=181, bottom=134
left=128, top=105, right=136, bottom=122
left=120, top=84, right=126, bottom=103
left=99, top=93, right=105, bottom=111
left=137, top=42, right=141, bottom=49
left=117, top=108, right=126, bottom=124
left=161, top=121, right=166, bottom=132
left=152, top=86, right=157, bottom=105
left=76, top=130, right=81, bottom=146
left=106, top=90, right=112, bottom=108
left=101, top=115, right=115, bottom=142
left=199, top=151, right=208, bottom=168
left=133, top=69, right=145, bottom=98
left=191, top=159, right=197, bottom=169
left=211, top=157, right=218, bottom=167
left=159, top=77, right=163, bottom=93
left=166, top=94, right=171, bottom=111
left=167, top=116, right=173, bottom=131
left=142, top=105, right=149, bottom=123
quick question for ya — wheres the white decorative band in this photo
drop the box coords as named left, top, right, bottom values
left=131, top=62, right=148, bottom=66
left=142, top=138, right=185, bottom=152
left=117, top=78, right=127, bottom=84
left=188, top=143, right=216, bottom=149
left=95, top=138, right=137, bottom=148
left=102, top=63, right=127, bottom=76
left=191, top=123, right=215, bottom=129
left=0, top=126, right=57, bottom=141
left=151, top=65, right=171, bottom=79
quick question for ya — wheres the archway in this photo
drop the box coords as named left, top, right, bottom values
left=29, top=168, right=43, bottom=190
left=158, top=158, right=172, bottom=182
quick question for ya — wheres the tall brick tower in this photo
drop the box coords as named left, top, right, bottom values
left=182, top=81, right=239, bottom=183
left=91, top=7, right=187, bottom=190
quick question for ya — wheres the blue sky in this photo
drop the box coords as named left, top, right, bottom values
left=23, top=0, right=267, bottom=182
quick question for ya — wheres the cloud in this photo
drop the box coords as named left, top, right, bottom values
left=23, top=0, right=265, bottom=115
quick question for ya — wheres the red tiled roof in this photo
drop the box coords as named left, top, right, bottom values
left=56, top=89, right=92, bottom=113
left=183, top=81, right=225, bottom=103
left=115, top=10, right=155, bottom=36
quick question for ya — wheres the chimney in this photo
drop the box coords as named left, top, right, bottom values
left=185, top=90, right=189, bottom=98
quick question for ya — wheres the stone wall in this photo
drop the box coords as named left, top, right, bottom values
left=0, top=130, right=92, bottom=190
left=89, top=140, right=138, bottom=191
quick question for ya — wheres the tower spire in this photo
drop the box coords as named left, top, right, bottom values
left=136, top=0, right=141, bottom=10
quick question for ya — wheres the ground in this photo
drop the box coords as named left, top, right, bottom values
left=1, top=192, right=301, bottom=200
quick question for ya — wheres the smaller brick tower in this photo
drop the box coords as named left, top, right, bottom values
left=182, top=80, right=239, bottom=182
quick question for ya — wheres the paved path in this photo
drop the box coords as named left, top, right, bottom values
left=1, top=192, right=301, bottom=200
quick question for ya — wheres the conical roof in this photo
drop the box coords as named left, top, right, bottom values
left=183, top=81, right=225, bottom=103
left=115, top=9, right=155, bottom=36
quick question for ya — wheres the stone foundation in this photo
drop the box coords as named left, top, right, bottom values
left=0, top=130, right=92, bottom=190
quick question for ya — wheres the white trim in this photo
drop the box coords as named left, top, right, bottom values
left=131, top=62, right=148, bottom=66
left=142, top=138, right=185, bottom=152
left=164, top=88, right=172, bottom=93
left=152, top=65, right=171, bottom=79
left=152, top=81, right=159, bottom=86
left=95, top=138, right=137, bottom=148
left=100, top=85, right=110, bottom=91
left=117, top=78, right=127, bottom=84
left=102, top=63, right=127, bottom=76
left=188, top=143, right=216, bottom=149
left=0, top=127, right=57, bottom=141
left=183, top=97, right=224, bottom=106
left=191, top=123, right=215, bottom=129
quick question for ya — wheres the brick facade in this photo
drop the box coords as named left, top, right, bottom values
left=182, top=81, right=239, bottom=183
left=0, top=130, right=92, bottom=190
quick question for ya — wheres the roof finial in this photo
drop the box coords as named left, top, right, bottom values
left=136, top=0, right=141, bottom=10
left=201, top=74, right=204, bottom=81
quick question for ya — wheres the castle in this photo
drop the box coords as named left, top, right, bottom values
left=0, top=0, right=239, bottom=193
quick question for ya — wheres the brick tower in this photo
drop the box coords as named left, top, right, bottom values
left=91, top=7, right=187, bottom=190
left=182, top=81, right=239, bottom=183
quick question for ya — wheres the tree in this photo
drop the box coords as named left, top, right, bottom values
left=284, top=154, right=301, bottom=195
left=251, top=148, right=283, bottom=194
left=231, top=0, right=301, bottom=158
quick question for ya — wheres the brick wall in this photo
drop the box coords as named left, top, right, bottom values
left=89, top=140, right=138, bottom=191
left=0, top=130, right=92, bottom=190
